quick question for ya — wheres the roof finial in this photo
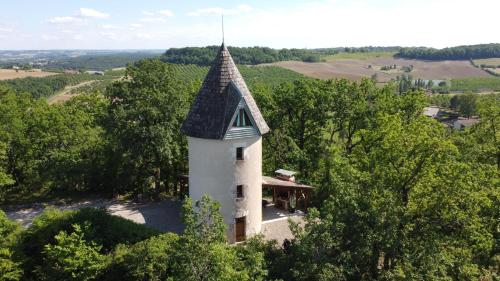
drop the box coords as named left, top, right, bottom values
left=221, top=13, right=225, bottom=44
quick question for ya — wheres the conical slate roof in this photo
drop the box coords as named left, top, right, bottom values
left=181, top=43, right=269, bottom=139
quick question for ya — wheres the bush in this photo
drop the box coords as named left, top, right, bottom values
left=105, top=233, right=179, bottom=281
left=36, top=223, right=107, bottom=281
left=19, top=208, right=159, bottom=279
left=0, top=211, right=23, bottom=281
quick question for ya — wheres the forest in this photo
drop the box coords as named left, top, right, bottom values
left=0, top=58, right=499, bottom=280
left=397, top=43, right=500, bottom=60
left=162, top=46, right=330, bottom=65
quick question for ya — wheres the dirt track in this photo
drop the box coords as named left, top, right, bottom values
left=47, top=80, right=97, bottom=104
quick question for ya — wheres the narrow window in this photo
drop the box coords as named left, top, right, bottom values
left=236, top=147, right=244, bottom=160
left=236, top=185, right=244, bottom=198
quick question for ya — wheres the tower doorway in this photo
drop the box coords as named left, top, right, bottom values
left=235, top=217, right=246, bottom=242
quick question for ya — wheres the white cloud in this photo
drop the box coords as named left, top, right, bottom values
left=0, top=27, right=13, bottom=33
left=101, top=24, right=118, bottom=30
left=47, top=8, right=109, bottom=25
left=158, top=9, right=174, bottom=17
left=79, top=8, right=109, bottom=19
left=47, top=16, right=82, bottom=24
left=100, top=31, right=118, bottom=40
left=142, top=9, right=174, bottom=18
left=41, top=34, right=59, bottom=41
left=129, top=23, right=144, bottom=28
left=136, top=33, right=154, bottom=40
left=188, top=4, right=252, bottom=17
left=140, top=17, right=167, bottom=23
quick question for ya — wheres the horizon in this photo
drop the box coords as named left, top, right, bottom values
left=0, top=0, right=499, bottom=50
left=1, top=43, right=500, bottom=52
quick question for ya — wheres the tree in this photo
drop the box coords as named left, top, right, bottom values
left=37, top=223, right=107, bottom=281
left=275, top=112, right=498, bottom=280
left=106, top=233, right=179, bottom=281
left=171, top=196, right=265, bottom=281
left=456, top=94, right=478, bottom=117
left=0, top=142, right=14, bottom=198
left=0, top=211, right=22, bottom=281
left=105, top=59, right=191, bottom=195
left=264, top=79, right=332, bottom=178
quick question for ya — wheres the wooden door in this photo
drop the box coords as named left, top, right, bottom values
left=235, top=217, right=246, bottom=242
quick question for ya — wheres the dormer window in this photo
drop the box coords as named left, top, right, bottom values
left=233, top=108, right=252, bottom=127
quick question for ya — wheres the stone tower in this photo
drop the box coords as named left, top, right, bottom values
left=181, top=43, right=269, bottom=243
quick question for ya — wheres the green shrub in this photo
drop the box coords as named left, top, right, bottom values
left=19, top=207, right=159, bottom=278
left=36, top=223, right=107, bottom=281
left=105, top=233, right=179, bottom=281
left=0, top=211, right=23, bottom=281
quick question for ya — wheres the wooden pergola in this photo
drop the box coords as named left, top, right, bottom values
left=262, top=176, right=314, bottom=211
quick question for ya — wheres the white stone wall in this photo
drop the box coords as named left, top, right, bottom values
left=188, top=136, right=262, bottom=243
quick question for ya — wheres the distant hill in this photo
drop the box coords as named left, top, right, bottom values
left=162, top=46, right=327, bottom=65
left=0, top=50, right=163, bottom=71
left=397, top=43, right=500, bottom=60
left=161, top=46, right=401, bottom=66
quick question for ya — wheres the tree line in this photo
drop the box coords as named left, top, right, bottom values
left=397, top=43, right=500, bottom=60
left=162, top=46, right=328, bottom=65
left=0, top=58, right=499, bottom=280
left=0, top=71, right=123, bottom=99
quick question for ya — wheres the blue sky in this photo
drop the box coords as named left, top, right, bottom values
left=0, top=0, right=498, bottom=50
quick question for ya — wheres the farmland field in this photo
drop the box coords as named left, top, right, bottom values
left=268, top=57, right=491, bottom=82
left=0, top=69, right=58, bottom=80
left=473, top=58, right=500, bottom=66
left=450, top=77, right=500, bottom=92
left=172, top=64, right=304, bottom=88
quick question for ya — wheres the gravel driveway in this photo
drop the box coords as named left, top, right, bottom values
left=3, top=199, right=302, bottom=243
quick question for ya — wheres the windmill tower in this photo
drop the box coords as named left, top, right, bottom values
left=181, top=43, right=269, bottom=243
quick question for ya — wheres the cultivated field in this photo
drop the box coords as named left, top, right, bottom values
left=0, top=69, right=58, bottom=80
left=269, top=58, right=491, bottom=82
left=473, top=58, right=500, bottom=66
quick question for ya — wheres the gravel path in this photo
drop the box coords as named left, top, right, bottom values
left=3, top=199, right=302, bottom=243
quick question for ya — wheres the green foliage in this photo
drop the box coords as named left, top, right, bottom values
left=261, top=78, right=333, bottom=178
left=105, top=233, right=179, bottom=281
left=0, top=72, right=121, bottom=99
left=105, top=59, right=191, bottom=195
left=398, top=43, right=500, bottom=60
left=37, top=223, right=107, bottom=281
left=0, top=141, right=14, bottom=191
left=162, top=45, right=324, bottom=65
left=43, top=53, right=160, bottom=71
left=171, top=63, right=304, bottom=89
left=0, top=211, right=22, bottom=281
left=0, top=90, right=107, bottom=201
left=450, top=77, right=500, bottom=92
left=19, top=207, right=158, bottom=279
left=171, top=195, right=266, bottom=281
left=272, top=113, right=498, bottom=280
left=249, top=77, right=498, bottom=281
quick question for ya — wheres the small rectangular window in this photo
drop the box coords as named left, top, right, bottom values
left=236, top=147, right=244, bottom=160
left=236, top=185, right=244, bottom=198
